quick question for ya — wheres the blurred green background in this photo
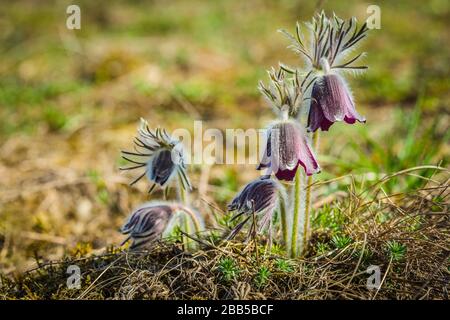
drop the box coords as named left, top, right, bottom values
left=0, top=0, right=448, bottom=273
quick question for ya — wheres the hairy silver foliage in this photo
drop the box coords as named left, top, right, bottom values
left=258, top=67, right=315, bottom=117
left=120, top=118, right=191, bottom=193
left=279, top=11, right=368, bottom=71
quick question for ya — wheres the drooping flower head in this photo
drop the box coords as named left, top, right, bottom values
left=308, top=69, right=365, bottom=132
left=227, top=177, right=279, bottom=238
left=258, top=67, right=320, bottom=180
left=120, top=201, right=202, bottom=250
left=120, top=118, right=191, bottom=193
left=279, top=12, right=369, bottom=131
left=258, top=119, right=320, bottom=180
left=120, top=202, right=174, bottom=250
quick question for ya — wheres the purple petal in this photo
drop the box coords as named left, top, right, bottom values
left=121, top=203, right=173, bottom=249
left=307, top=101, right=334, bottom=132
left=275, top=155, right=320, bottom=181
left=297, top=135, right=320, bottom=176
left=147, top=149, right=175, bottom=186
left=228, top=178, right=278, bottom=215
left=344, top=99, right=366, bottom=124
left=275, top=165, right=298, bottom=181
left=312, top=75, right=345, bottom=123
left=269, top=121, right=320, bottom=181
left=309, top=74, right=365, bottom=130
left=257, top=132, right=271, bottom=170
left=270, top=122, right=301, bottom=172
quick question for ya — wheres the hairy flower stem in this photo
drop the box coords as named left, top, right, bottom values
left=301, top=131, right=320, bottom=255
left=278, top=190, right=289, bottom=248
left=173, top=204, right=201, bottom=234
left=177, top=177, right=192, bottom=249
left=290, top=168, right=304, bottom=258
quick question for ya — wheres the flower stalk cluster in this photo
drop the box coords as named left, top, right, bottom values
left=117, top=12, right=369, bottom=258
left=229, top=11, right=369, bottom=257
left=120, top=119, right=202, bottom=250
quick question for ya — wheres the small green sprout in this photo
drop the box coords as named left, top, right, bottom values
left=316, top=242, right=331, bottom=255
left=313, top=204, right=347, bottom=233
left=275, top=259, right=293, bottom=273
left=207, top=230, right=222, bottom=244
left=386, top=240, right=406, bottom=261
left=332, top=235, right=353, bottom=249
left=255, top=266, right=271, bottom=287
left=217, top=257, right=239, bottom=282
left=167, top=225, right=184, bottom=243
left=216, top=212, right=235, bottom=229
left=270, top=244, right=285, bottom=256
left=355, top=246, right=373, bottom=262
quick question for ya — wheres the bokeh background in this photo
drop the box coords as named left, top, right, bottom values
left=0, top=0, right=448, bottom=273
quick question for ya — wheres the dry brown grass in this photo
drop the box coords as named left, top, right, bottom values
left=2, top=171, right=448, bottom=300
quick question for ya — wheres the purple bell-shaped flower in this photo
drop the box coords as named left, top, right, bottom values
left=307, top=73, right=366, bottom=132
left=258, top=119, right=320, bottom=181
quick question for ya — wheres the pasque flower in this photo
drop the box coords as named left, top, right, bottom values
left=120, top=202, right=174, bottom=250
left=257, top=68, right=320, bottom=181
left=121, top=201, right=202, bottom=250
left=276, top=13, right=369, bottom=256
left=279, top=12, right=369, bottom=133
left=227, top=177, right=279, bottom=238
left=307, top=70, right=366, bottom=132
left=258, top=117, right=320, bottom=181
left=120, top=118, right=191, bottom=193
